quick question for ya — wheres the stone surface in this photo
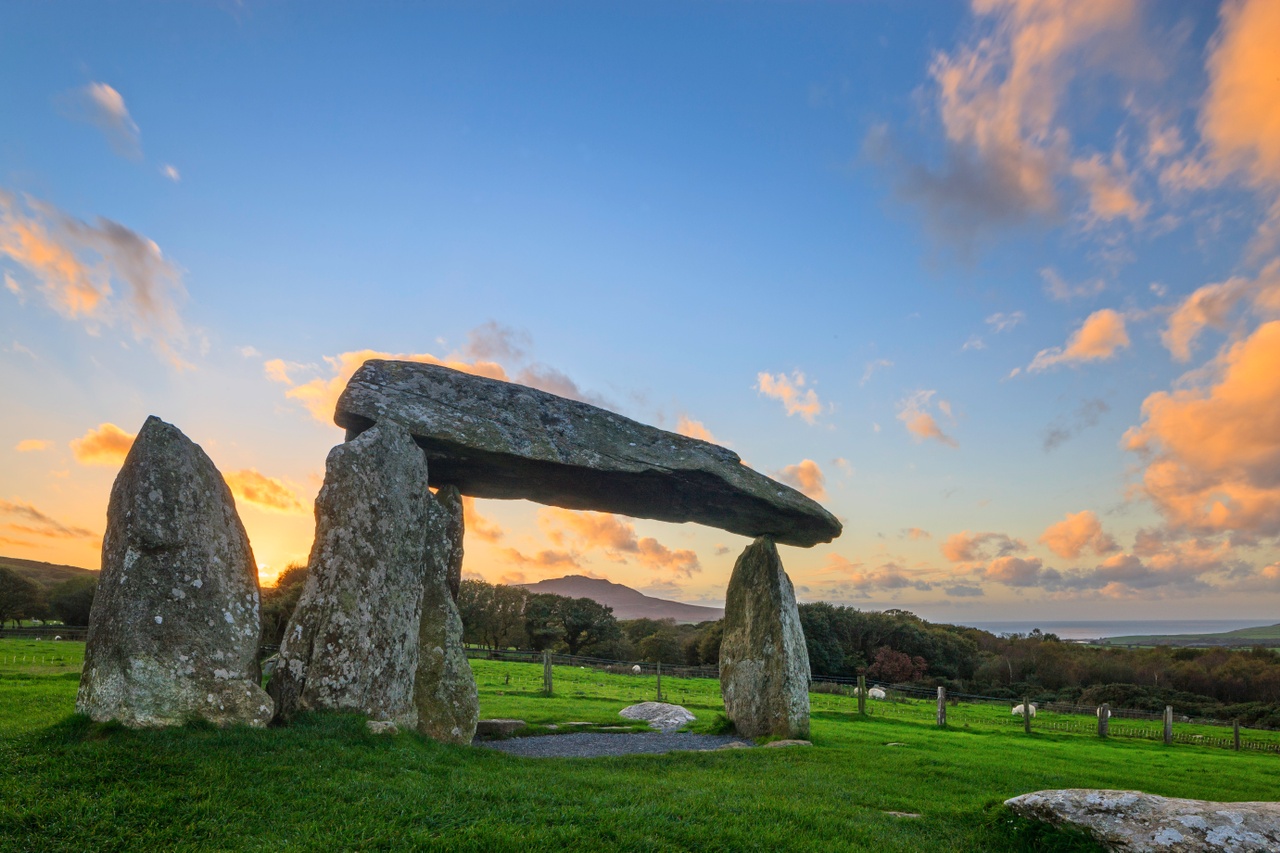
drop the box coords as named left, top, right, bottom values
left=618, top=702, right=697, bottom=732
left=414, top=487, right=479, bottom=745
left=77, top=416, right=272, bottom=728
left=1005, top=789, right=1280, bottom=852
left=335, top=360, right=841, bottom=547
left=474, top=719, right=527, bottom=738
left=719, top=537, right=811, bottom=740
left=431, top=485, right=464, bottom=601
left=269, top=423, right=428, bottom=728
left=366, top=720, right=399, bottom=735
left=762, top=739, right=813, bottom=748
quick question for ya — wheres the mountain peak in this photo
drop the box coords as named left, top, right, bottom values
left=517, top=575, right=724, bottom=623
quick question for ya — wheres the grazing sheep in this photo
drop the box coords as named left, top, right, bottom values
left=53, top=636, right=62, bottom=641
left=1012, top=703, right=1037, bottom=717
left=868, top=687, right=887, bottom=700
left=631, top=664, right=642, bottom=674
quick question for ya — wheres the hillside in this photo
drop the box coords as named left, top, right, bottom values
left=519, top=575, right=723, bottom=623
left=1103, top=623, right=1280, bottom=648
left=0, top=556, right=97, bottom=590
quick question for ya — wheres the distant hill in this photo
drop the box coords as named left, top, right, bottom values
left=0, top=555, right=97, bottom=590
left=518, top=575, right=723, bottom=623
left=1104, top=623, right=1280, bottom=648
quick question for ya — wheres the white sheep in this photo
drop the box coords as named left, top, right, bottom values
left=1012, top=703, right=1037, bottom=717
left=53, top=636, right=62, bottom=641
left=631, top=664, right=642, bottom=674
left=868, top=687, right=887, bottom=700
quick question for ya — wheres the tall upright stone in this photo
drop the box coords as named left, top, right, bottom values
left=433, top=485, right=464, bottom=601
left=269, top=422, right=428, bottom=728
left=719, top=537, right=811, bottom=739
left=77, top=416, right=272, bottom=728
left=414, top=485, right=478, bottom=744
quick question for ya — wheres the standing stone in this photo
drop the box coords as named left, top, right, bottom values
left=269, top=422, right=428, bottom=728
left=77, top=416, right=272, bottom=728
left=433, top=485, right=464, bottom=601
left=414, top=486, right=478, bottom=744
left=719, top=537, right=810, bottom=739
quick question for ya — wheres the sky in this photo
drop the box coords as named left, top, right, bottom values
left=3, top=0, right=1280, bottom=624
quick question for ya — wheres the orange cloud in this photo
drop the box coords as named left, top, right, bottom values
left=1038, top=510, right=1118, bottom=560
left=61, top=82, right=140, bottom=157
left=675, top=415, right=717, bottom=443
left=14, top=439, right=51, bottom=452
left=0, top=499, right=98, bottom=542
left=539, top=508, right=701, bottom=578
left=1125, top=320, right=1280, bottom=535
left=1028, top=308, right=1129, bottom=371
left=70, top=423, right=136, bottom=466
left=904, top=527, right=931, bottom=541
left=497, top=547, right=580, bottom=572
left=0, top=192, right=189, bottom=367
left=1161, top=260, right=1280, bottom=362
left=223, top=469, right=305, bottom=514
left=774, top=459, right=827, bottom=501
left=943, top=530, right=1026, bottom=562
left=1069, top=152, right=1147, bottom=226
left=897, top=390, right=957, bottom=447
left=821, top=554, right=934, bottom=596
left=461, top=496, right=504, bottom=543
left=756, top=371, right=822, bottom=423
left=982, top=555, right=1055, bottom=587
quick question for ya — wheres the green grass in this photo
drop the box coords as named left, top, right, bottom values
left=3, top=641, right=1280, bottom=851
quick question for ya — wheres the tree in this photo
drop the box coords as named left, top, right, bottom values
left=261, top=563, right=310, bottom=647
left=47, top=576, right=98, bottom=626
left=556, top=596, right=619, bottom=656
left=0, top=567, right=44, bottom=628
left=523, top=593, right=563, bottom=651
left=865, top=646, right=928, bottom=684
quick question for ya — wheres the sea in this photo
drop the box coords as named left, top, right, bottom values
left=962, top=619, right=1276, bottom=641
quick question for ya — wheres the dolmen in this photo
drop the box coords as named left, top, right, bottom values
left=79, top=358, right=841, bottom=743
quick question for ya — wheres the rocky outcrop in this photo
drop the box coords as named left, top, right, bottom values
left=335, top=360, right=841, bottom=547
left=1006, top=790, right=1280, bottom=852
left=269, top=422, right=428, bottom=729
left=77, top=416, right=272, bottom=728
left=619, top=702, right=696, bottom=732
left=413, top=486, right=478, bottom=745
left=718, top=537, right=811, bottom=740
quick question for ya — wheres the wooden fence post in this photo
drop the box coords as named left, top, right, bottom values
left=857, top=675, right=866, bottom=715
left=1163, top=706, right=1173, bottom=746
left=1098, top=704, right=1110, bottom=738
left=656, top=661, right=663, bottom=702
left=1234, top=719, right=1241, bottom=752
left=937, top=686, right=946, bottom=728
left=542, top=649, right=552, bottom=696
left=1022, top=696, right=1032, bottom=734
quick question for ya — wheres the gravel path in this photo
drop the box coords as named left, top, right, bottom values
left=476, top=732, right=751, bottom=758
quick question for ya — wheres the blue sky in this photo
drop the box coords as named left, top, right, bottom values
left=4, top=1, right=1280, bottom=623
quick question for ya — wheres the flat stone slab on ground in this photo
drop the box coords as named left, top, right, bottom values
left=474, top=719, right=527, bottom=737
left=335, top=360, right=841, bottom=547
left=618, top=702, right=696, bottom=732
left=1005, top=789, right=1280, bottom=852
left=475, top=732, right=753, bottom=758
left=763, top=739, right=812, bottom=748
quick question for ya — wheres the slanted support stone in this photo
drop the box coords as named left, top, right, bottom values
left=718, top=537, right=810, bottom=739
left=77, top=416, right=272, bottom=728
left=414, top=485, right=478, bottom=744
left=269, top=422, right=428, bottom=729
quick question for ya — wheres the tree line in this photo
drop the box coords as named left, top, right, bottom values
left=0, top=567, right=97, bottom=628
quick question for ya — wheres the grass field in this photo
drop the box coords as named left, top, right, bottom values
left=1104, top=622, right=1280, bottom=646
left=4, top=639, right=1280, bottom=852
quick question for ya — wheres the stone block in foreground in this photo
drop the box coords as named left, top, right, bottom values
left=335, top=360, right=841, bottom=547
left=718, top=537, right=811, bottom=739
left=77, top=416, right=272, bottom=728
left=1005, top=789, right=1280, bottom=852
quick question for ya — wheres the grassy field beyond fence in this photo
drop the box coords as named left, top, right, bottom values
left=4, top=638, right=1280, bottom=852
